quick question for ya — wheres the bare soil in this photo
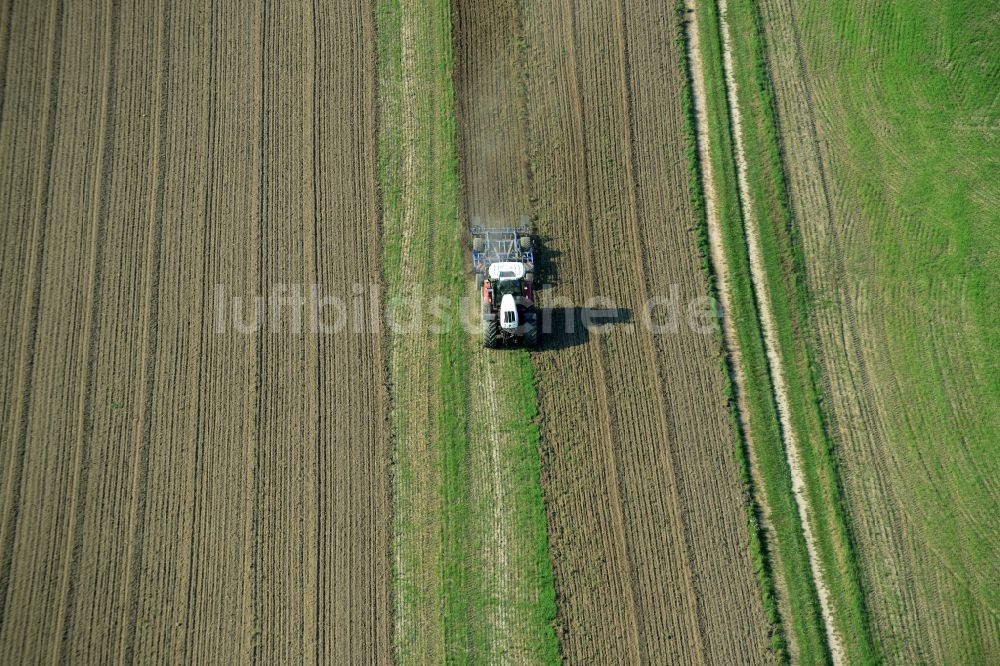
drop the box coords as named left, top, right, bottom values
left=0, top=1, right=390, bottom=662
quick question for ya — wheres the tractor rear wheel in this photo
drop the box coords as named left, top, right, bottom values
left=524, top=324, right=539, bottom=348
left=473, top=237, right=484, bottom=252
left=519, top=236, right=532, bottom=251
left=483, top=318, right=499, bottom=348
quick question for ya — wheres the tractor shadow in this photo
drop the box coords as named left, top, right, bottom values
left=537, top=306, right=633, bottom=351
left=529, top=233, right=560, bottom=288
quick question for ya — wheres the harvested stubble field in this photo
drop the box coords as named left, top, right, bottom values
left=0, top=0, right=390, bottom=662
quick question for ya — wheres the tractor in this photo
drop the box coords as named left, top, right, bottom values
left=471, top=219, right=539, bottom=348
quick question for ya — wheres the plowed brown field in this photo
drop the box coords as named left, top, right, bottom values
left=0, top=1, right=389, bottom=662
left=454, top=0, right=773, bottom=662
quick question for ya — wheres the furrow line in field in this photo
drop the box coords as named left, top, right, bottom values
left=302, top=0, right=320, bottom=661
left=179, top=0, right=219, bottom=656
left=0, top=0, right=63, bottom=634
left=0, top=0, right=14, bottom=123
left=119, top=0, right=169, bottom=660
left=254, top=14, right=267, bottom=594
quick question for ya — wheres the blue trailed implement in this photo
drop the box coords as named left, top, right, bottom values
left=470, top=221, right=534, bottom=276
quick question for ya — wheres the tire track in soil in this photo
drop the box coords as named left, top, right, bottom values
left=468, top=350, right=513, bottom=660
left=452, top=2, right=561, bottom=661
left=454, top=2, right=644, bottom=662
left=50, top=2, right=118, bottom=661
left=711, top=0, right=845, bottom=661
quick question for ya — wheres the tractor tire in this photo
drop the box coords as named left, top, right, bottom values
left=525, top=271, right=534, bottom=284
left=523, top=324, right=539, bottom=348
left=483, top=318, right=499, bottom=348
left=519, top=236, right=533, bottom=251
left=473, top=237, right=484, bottom=252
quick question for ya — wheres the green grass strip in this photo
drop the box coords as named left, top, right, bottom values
left=377, top=0, right=473, bottom=659
left=507, top=350, right=561, bottom=664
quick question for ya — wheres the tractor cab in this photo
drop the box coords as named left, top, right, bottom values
left=488, top=261, right=533, bottom=302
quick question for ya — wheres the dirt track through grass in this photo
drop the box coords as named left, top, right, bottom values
left=709, top=0, right=845, bottom=661
left=0, top=1, right=390, bottom=662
